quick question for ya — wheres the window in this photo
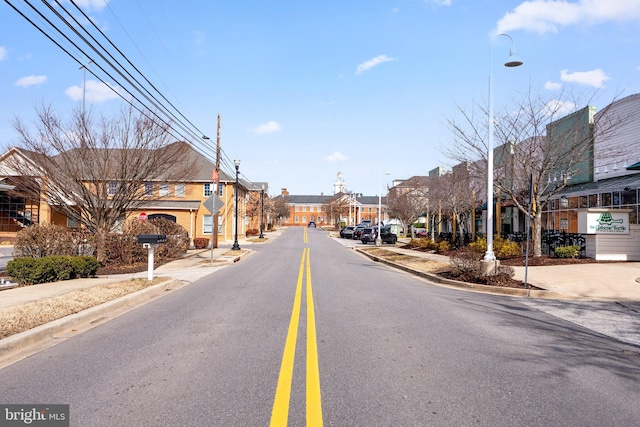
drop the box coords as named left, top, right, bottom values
left=144, top=182, right=154, bottom=196
left=67, top=216, right=78, bottom=228
left=159, top=183, right=169, bottom=197
left=108, top=181, right=117, bottom=196
left=203, top=215, right=213, bottom=234
left=204, top=183, right=212, bottom=197
left=175, top=183, right=185, bottom=197
left=218, top=183, right=223, bottom=197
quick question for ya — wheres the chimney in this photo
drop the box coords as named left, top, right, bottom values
left=281, top=188, right=289, bottom=196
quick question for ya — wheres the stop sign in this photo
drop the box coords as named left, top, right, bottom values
left=139, top=212, right=148, bottom=222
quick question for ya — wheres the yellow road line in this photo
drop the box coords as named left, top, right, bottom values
left=305, top=249, right=323, bottom=426
left=270, top=248, right=306, bottom=427
left=303, top=227, right=308, bottom=243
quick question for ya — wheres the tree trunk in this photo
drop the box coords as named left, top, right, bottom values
left=532, top=214, right=543, bottom=257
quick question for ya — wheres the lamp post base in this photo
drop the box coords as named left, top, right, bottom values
left=231, top=241, right=241, bottom=251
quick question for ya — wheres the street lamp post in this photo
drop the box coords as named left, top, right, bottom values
left=232, top=159, right=241, bottom=251
left=484, top=33, right=523, bottom=261
left=259, top=184, right=265, bottom=239
left=376, top=172, right=391, bottom=246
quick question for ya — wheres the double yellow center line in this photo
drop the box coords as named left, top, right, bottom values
left=270, top=247, right=323, bottom=426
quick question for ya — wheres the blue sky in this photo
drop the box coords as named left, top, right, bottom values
left=1, top=0, right=639, bottom=197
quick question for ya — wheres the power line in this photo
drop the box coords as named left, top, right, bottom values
left=4, top=0, right=239, bottom=179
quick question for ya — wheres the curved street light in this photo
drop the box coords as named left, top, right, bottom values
left=484, top=33, right=523, bottom=261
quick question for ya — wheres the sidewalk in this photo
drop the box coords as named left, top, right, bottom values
left=351, top=238, right=640, bottom=302
left=0, top=235, right=267, bottom=311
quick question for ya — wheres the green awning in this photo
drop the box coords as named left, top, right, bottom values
left=626, top=161, right=640, bottom=170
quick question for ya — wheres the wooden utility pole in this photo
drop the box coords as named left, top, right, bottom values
left=213, top=114, right=221, bottom=249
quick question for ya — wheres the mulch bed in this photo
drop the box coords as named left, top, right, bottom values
left=400, top=244, right=600, bottom=290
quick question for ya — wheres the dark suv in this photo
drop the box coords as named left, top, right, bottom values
left=352, top=226, right=366, bottom=240
left=361, top=227, right=398, bottom=245
left=360, top=228, right=377, bottom=244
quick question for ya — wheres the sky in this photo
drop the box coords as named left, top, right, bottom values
left=1, top=0, right=639, bottom=197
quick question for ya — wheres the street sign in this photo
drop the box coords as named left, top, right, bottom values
left=139, top=212, right=148, bottom=222
left=203, top=195, right=224, bottom=213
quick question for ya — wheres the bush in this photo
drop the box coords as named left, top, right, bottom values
left=193, top=238, right=210, bottom=249
left=102, top=218, right=190, bottom=267
left=469, top=236, right=522, bottom=258
left=246, top=229, right=259, bottom=236
left=555, top=245, right=580, bottom=258
left=14, top=223, right=91, bottom=258
left=435, top=240, right=450, bottom=254
left=7, top=255, right=99, bottom=285
left=448, top=247, right=515, bottom=285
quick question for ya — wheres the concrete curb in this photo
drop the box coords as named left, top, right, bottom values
left=0, top=278, right=182, bottom=367
left=356, top=249, right=571, bottom=300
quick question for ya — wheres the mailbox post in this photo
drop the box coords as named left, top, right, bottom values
left=137, top=234, right=167, bottom=280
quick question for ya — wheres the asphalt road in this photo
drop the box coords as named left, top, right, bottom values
left=0, top=228, right=639, bottom=426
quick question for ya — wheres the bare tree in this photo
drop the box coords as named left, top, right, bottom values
left=446, top=88, right=625, bottom=256
left=324, top=193, right=351, bottom=227
left=7, top=104, right=198, bottom=262
left=435, top=166, right=475, bottom=245
left=271, top=195, right=290, bottom=225
left=244, top=190, right=262, bottom=231
left=387, top=178, right=428, bottom=236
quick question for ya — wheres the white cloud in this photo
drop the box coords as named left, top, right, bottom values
left=544, top=99, right=576, bottom=117
left=545, top=81, right=562, bottom=90
left=14, top=75, right=47, bottom=87
left=252, top=121, right=281, bottom=135
left=560, top=68, right=610, bottom=88
left=325, top=151, right=347, bottom=163
left=495, top=0, right=640, bottom=34
left=72, top=0, right=110, bottom=12
left=0, top=46, right=7, bottom=61
left=355, top=55, right=397, bottom=75
left=424, top=0, right=452, bottom=5
left=65, top=80, right=120, bottom=103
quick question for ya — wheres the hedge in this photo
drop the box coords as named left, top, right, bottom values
left=7, top=256, right=100, bottom=286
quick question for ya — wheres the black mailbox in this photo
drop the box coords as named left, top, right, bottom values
left=137, top=234, right=167, bottom=244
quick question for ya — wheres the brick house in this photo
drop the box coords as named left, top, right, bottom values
left=0, top=142, right=260, bottom=247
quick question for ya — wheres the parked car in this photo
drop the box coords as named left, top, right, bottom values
left=380, top=228, right=398, bottom=244
left=308, top=221, right=316, bottom=228
left=340, top=226, right=355, bottom=238
left=352, top=226, right=366, bottom=240
left=360, top=227, right=377, bottom=244
left=360, top=227, right=398, bottom=244
left=416, top=228, right=427, bottom=238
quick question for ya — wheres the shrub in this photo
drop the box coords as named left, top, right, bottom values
left=246, top=229, right=259, bottom=236
left=70, top=256, right=100, bottom=277
left=6, top=258, right=38, bottom=286
left=469, top=236, right=521, bottom=258
left=469, top=237, right=487, bottom=253
left=493, top=237, right=522, bottom=258
left=7, top=255, right=100, bottom=285
left=193, top=238, right=210, bottom=249
left=14, top=223, right=90, bottom=258
left=449, top=247, right=484, bottom=281
left=555, top=245, right=580, bottom=258
left=449, top=247, right=516, bottom=285
left=102, top=218, right=189, bottom=267
left=435, top=240, right=451, bottom=254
